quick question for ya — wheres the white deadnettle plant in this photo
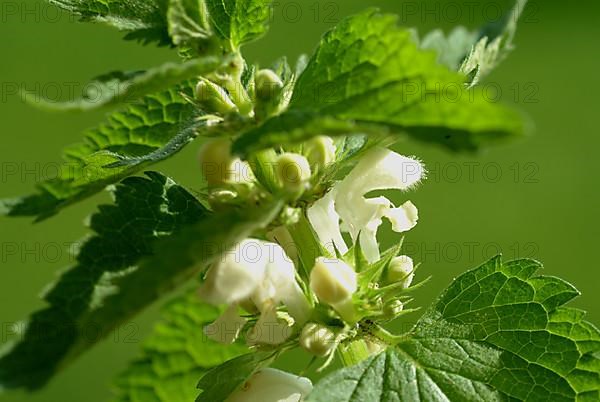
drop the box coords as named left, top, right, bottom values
left=7, top=3, right=589, bottom=402
left=308, top=146, right=424, bottom=263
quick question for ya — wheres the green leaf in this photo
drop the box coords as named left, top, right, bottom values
left=205, top=0, right=273, bottom=49
left=24, top=57, right=220, bottom=111
left=196, top=352, right=275, bottom=402
left=460, top=0, right=528, bottom=87
left=307, top=256, right=600, bottom=401
left=167, top=0, right=214, bottom=53
left=233, top=10, right=525, bottom=156
left=1, top=83, right=200, bottom=220
left=113, top=292, right=247, bottom=402
left=0, top=172, right=282, bottom=390
left=48, top=0, right=171, bottom=46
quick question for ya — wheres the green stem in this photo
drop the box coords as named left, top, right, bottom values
left=365, top=323, right=408, bottom=346
left=337, top=339, right=371, bottom=367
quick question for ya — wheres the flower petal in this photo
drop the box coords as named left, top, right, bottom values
left=307, top=189, right=348, bottom=255
left=203, top=304, right=247, bottom=344
left=384, top=200, right=419, bottom=233
left=198, top=239, right=268, bottom=305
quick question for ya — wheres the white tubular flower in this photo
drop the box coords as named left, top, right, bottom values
left=308, top=146, right=423, bottom=263
left=198, top=239, right=268, bottom=305
left=199, top=239, right=309, bottom=344
left=388, top=255, right=415, bottom=289
left=226, top=368, right=313, bottom=402
left=252, top=243, right=310, bottom=325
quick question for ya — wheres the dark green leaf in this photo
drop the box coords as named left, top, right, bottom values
left=205, top=0, right=273, bottom=49
left=48, top=0, right=171, bottom=46
left=307, top=256, right=600, bottom=401
left=113, top=292, right=247, bottom=402
left=233, top=10, right=525, bottom=156
left=0, top=172, right=282, bottom=390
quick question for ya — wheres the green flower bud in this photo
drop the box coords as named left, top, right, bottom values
left=195, top=79, right=237, bottom=115
left=305, top=136, right=337, bottom=169
left=383, top=299, right=404, bottom=320
left=275, top=153, right=311, bottom=192
left=387, top=255, right=414, bottom=288
left=198, top=139, right=254, bottom=186
left=310, top=257, right=357, bottom=306
left=255, top=69, right=284, bottom=101
left=299, top=323, right=336, bottom=357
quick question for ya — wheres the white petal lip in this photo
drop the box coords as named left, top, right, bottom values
left=226, top=368, right=313, bottom=402
left=384, top=200, right=419, bottom=233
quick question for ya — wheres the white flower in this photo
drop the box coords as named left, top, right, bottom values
left=199, top=239, right=310, bottom=344
left=226, top=368, right=313, bottom=402
left=308, top=146, right=423, bottom=263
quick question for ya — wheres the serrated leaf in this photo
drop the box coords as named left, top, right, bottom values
left=0, top=172, right=282, bottom=390
left=196, top=352, right=275, bottom=402
left=24, top=57, right=220, bottom=111
left=233, top=10, right=525, bottom=156
left=113, top=292, right=247, bottom=402
left=307, top=256, right=600, bottom=401
left=205, top=0, right=273, bottom=49
left=460, top=0, right=528, bottom=87
left=1, top=83, right=201, bottom=220
left=48, top=0, right=171, bottom=46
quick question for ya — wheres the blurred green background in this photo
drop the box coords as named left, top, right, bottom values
left=0, top=0, right=598, bottom=401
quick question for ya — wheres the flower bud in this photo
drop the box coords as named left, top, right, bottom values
left=299, top=323, right=336, bottom=357
left=227, top=368, right=312, bottom=402
left=305, top=136, right=337, bottom=169
left=198, top=139, right=254, bottom=186
left=382, top=299, right=404, bottom=320
left=195, top=79, right=237, bottom=115
left=255, top=69, right=284, bottom=101
left=275, top=153, right=311, bottom=192
left=387, top=255, right=414, bottom=288
left=310, top=257, right=357, bottom=306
